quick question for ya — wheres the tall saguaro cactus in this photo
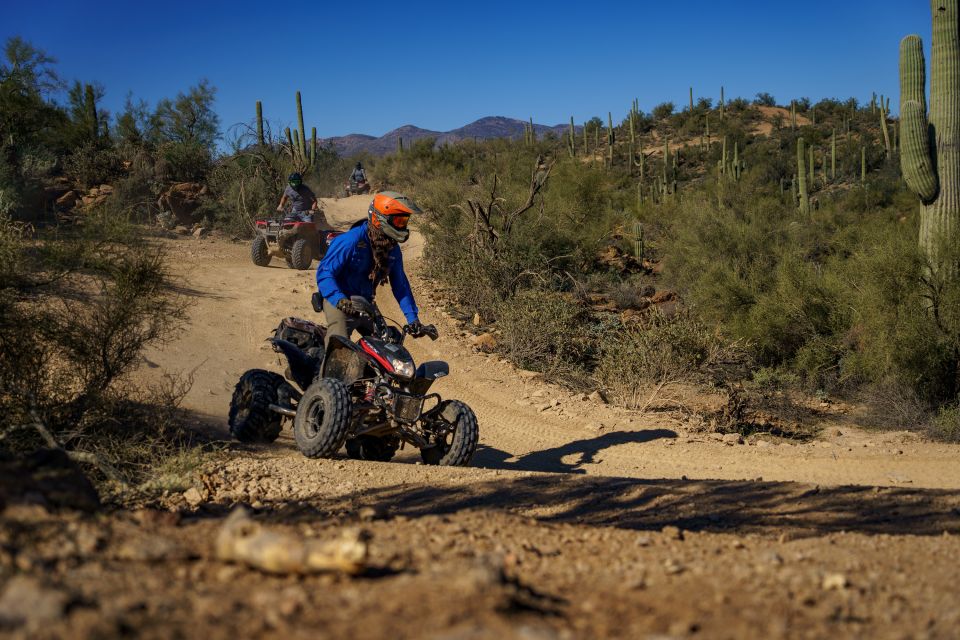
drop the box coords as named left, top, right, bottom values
left=296, top=91, right=307, bottom=160
left=84, top=84, right=99, bottom=140
left=797, top=138, right=810, bottom=215
left=255, top=101, right=264, bottom=147
left=900, top=1, right=960, bottom=262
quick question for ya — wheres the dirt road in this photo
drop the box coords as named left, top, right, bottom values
left=4, top=196, right=958, bottom=639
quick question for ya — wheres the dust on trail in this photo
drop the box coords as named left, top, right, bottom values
left=143, top=195, right=960, bottom=490
left=8, top=195, right=959, bottom=640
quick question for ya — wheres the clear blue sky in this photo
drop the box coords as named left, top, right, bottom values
left=1, top=0, right=933, bottom=139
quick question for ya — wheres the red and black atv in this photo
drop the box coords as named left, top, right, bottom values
left=228, top=294, right=479, bottom=466
left=344, top=178, right=370, bottom=197
left=250, top=210, right=336, bottom=270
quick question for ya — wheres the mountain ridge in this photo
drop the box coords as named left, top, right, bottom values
left=326, top=116, right=569, bottom=157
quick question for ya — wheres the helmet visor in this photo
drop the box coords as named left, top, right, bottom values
left=387, top=214, right=410, bottom=230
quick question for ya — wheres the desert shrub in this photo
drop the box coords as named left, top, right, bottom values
left=157, top=141, right=212, bottom=182
left=0, top=210, right=191, bottom=488
left=64, top=142, right=122, bottom=188
left=595, top=311, right=742, bottom=408
left=927, top=405, right=960, bottom=443
left=494, top=290, right=595, bottom=380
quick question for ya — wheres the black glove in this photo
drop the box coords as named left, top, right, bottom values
left=337, top=298, right=360, bottom=316
left=404, top=320, right=423, bottom=337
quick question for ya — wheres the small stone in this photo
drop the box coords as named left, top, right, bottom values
left=470, top=333, right=497, bottom=353
left=821, top=573, right=849, bottom=590
left=358, top=506, right=384, bottom=521
left=472, top=312, right=481, bottom=326
left=192, top=227, right=207, bottom=238
left=663, top=559, right=685, bottom=575
left=537, top=403, right=553, bottom=412
left=0, top=576, right=69, bottom=628
left=588, top=390, right=607, bottom=404
left=183, top=487, right=204, bottom=507
left=721, top=433, right=744, bottom=445
left=661, top=526, right=684, bottom=541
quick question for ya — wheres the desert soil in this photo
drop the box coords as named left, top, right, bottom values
left=2, top=196, right=959, bottom=639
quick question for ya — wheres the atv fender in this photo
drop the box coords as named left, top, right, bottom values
left=410, top=361, right=449, bottom=395
left=270, top=338, right=320, bottom=391
left=321, top=336, right=367, bottom=385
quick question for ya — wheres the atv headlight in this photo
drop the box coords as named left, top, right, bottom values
left=389, top=357, right=415, bottom=379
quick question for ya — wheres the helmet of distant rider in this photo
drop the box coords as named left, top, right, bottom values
left=355, top=162, right=363, bottom=170
left=368, top=191, right=421, bottom=243
left=288, top=172, right=302, bottom=188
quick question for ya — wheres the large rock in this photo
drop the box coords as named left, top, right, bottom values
left=0, top=449, right=100, bottom=513
left=55, top=190, right=78, bottom=208
left=470, top=333, right=498, bottom=353
left=157, top=182, right=208, bottom=226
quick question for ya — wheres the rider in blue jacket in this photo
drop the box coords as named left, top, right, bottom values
left=316, top=191, right=423, bottom=344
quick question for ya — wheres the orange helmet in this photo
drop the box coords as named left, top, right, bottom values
left=368, top=191, right=421, bottom=243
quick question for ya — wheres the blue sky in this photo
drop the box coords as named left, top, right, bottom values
left=1, top=0, right=933, bottom=139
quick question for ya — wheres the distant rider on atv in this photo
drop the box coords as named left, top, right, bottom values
left=350, top=162, right=367, bottom=183
left=316, top=191, right=424, bottom=346
left=277, top=172, right=320, bottom=222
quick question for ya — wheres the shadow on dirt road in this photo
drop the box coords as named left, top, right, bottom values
left=246, top=473, right=960, bottom=539
left=472, top=429, right=678, bottom=473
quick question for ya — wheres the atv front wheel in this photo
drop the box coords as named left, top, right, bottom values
left=228, top=369, right=285, bottom=443
left=420, top=400, right=479, bottom=466
left=251, top=236, right=271, bottom=266
left=290, top=238, right=312, bottom=270
left=293, top=378, right=351, bottom=458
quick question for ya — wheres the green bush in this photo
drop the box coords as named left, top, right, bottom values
left=595, top=311, right=741, bottom=408
left=927, top=405, right=960, bottom=443
left=494, top=290, right=596, bottom=380
left=64, top=142, right=122, bottom=189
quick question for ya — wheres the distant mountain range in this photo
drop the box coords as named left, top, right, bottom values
left=325, top=116, right=571, bottom=157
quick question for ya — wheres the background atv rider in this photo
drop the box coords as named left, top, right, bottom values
left=350, top=162, right=367, bottom=183
left=316, top=191, right=425, bottom=348
left=277, top=172, right=329, bottom=227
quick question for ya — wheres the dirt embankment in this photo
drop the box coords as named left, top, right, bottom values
left=2, top=195, right=959, bottom=639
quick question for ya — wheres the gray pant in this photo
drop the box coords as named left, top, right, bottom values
left=323, top=298, right=355, bottom=348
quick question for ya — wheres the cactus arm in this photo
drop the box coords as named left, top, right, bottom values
left=902, top=100, right=939, bottom=202
left=900, top=33, right=940, bottom=202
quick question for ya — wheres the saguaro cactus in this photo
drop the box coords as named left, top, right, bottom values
left=901, top=1, right=960, bottom=261
left=831, top=130, right=837, bottom=180
left=255, top=101, right=264, bottom=147
left=296, top=91, right=307, bottom=159
left=607, top=112, right=615, bottom=166
left=568, top=116, right=576, bottom=157
left=84, top=84, right=98, bottom=139
left=797, top=138, right=810, bottom=215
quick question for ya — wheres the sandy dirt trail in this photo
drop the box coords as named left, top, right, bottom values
left=143, top=195, right=960, bottom=490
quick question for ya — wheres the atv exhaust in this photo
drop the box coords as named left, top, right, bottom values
left=269, top=404, right=296, bottom=417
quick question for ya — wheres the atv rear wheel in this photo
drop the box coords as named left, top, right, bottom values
left=251, top=236, right=271, bottom=266
left=293, top=378, right=351, bottom=458
left=228, top=369, right=285, bottom=443
left=290, top=238, right=312, bottom=270
left=420, top=400, right=479, bottom=466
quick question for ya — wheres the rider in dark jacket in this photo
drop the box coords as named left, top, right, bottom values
left=350, top=162, right=367, bottom=183
left=277, top=172, right=319, bottom=222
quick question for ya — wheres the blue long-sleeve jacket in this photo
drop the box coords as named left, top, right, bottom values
left=316, top=222, right=419, bottom=323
